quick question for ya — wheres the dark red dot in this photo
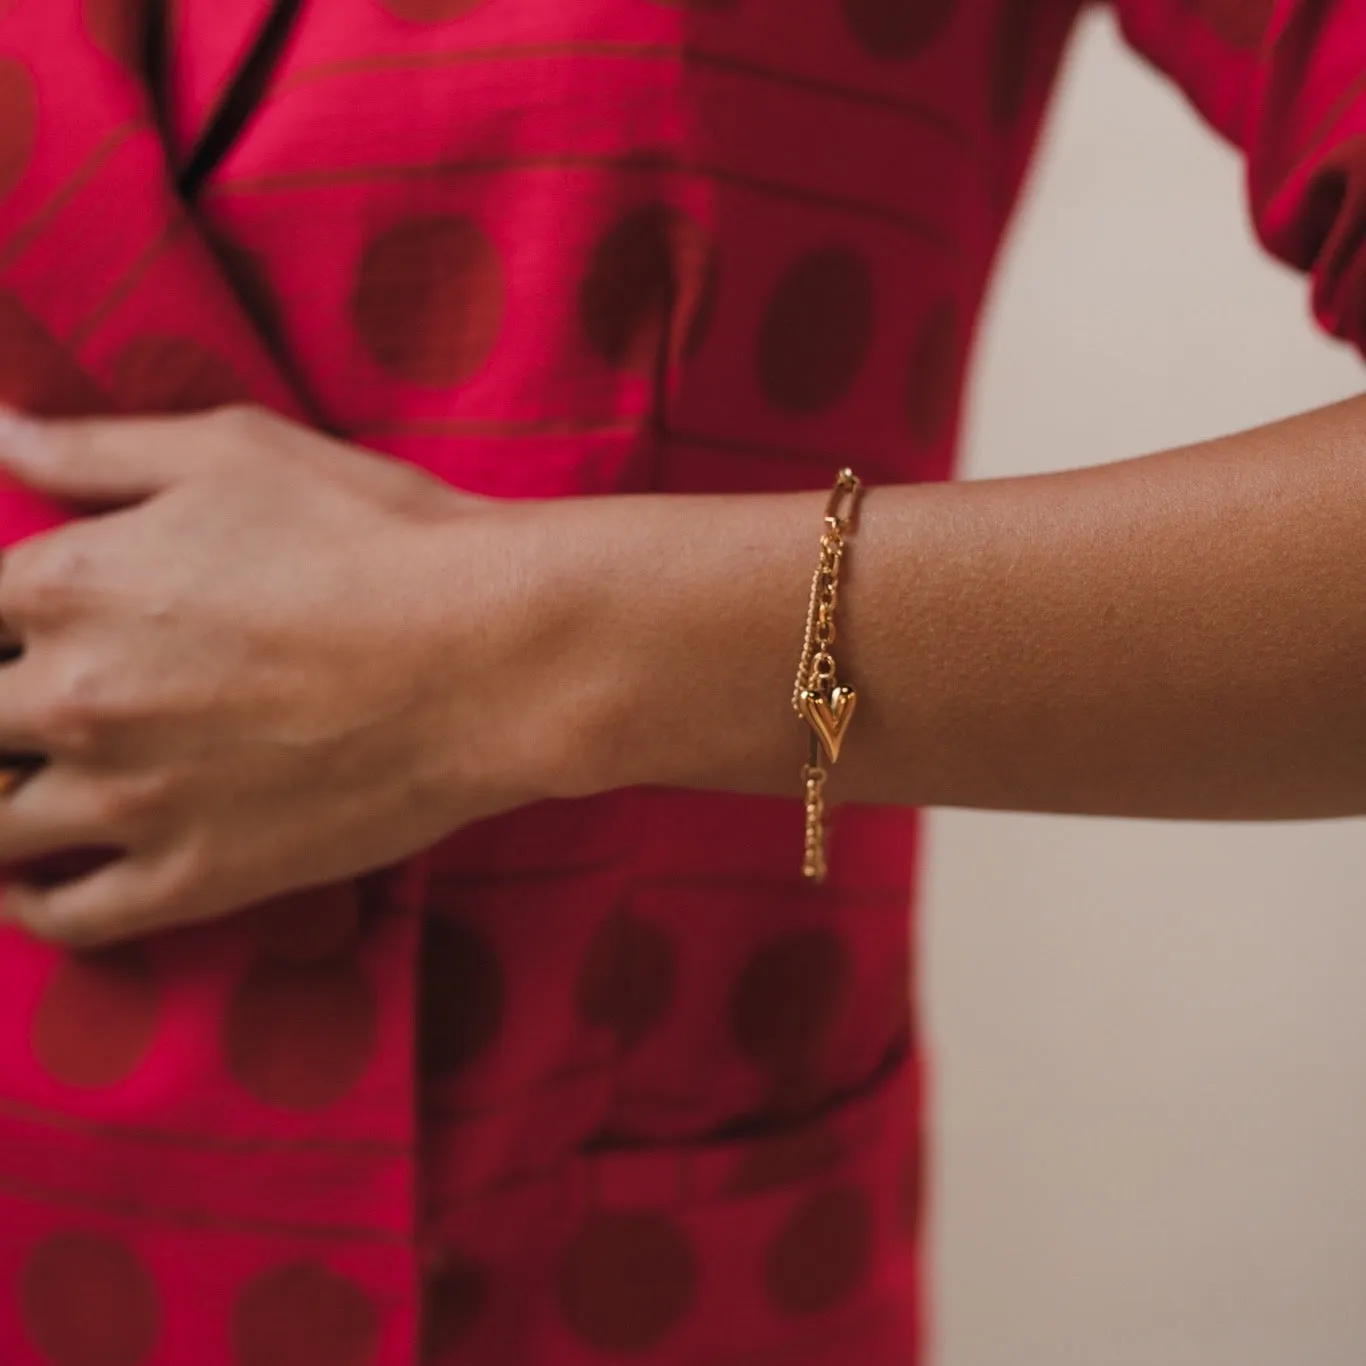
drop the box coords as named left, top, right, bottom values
left=233, top=1262, right=380, bottom=1366
left=558, top=1212, right=697, bottom=1354
left=111, top=335, right=251, bottom=413
left=726, top=1125, right=842, bottom=1196
left=764, top=1186, right=873, bottom=1317
left=0, top=292, right=107, bottom=418
left=1193, top=0, right=1274, bottom=46
left=246, top=886, right=362, bottom=964
left=224, top=958, right=377, bottom=1109
left=729, top=928, right=850, bottom=1076
left=576, top=912, right=677, bottom=1052
left=350, top=216, right=503, bottom=386
left=0, top=58, right=37, bottom=200
left=839, top=0, right=954, bottom=59
left=381, top=0, right=487, bottom=20
left=422, top=1252, right=489, bottom=1356
left=420, top=917, right=506, bottom=1079
left=84, top=0, right=148, bottom=67
left=32, top=946, right=160, bottom=1089
left=757, top=248, right=875, bottom=415
left=906, top=299, right=961, bottom=448
left=579, top=204, right=718, bottom=374
left=21, top=1232, right=160, bottom=1366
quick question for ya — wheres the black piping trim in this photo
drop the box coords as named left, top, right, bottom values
left=177, top=0, right=305, bottom=201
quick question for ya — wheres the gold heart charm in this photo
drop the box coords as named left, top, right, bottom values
left=799, top=685, right=857, bottom=763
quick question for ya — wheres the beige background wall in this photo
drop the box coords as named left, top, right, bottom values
left=924, top=12, right=1366, bottom=1365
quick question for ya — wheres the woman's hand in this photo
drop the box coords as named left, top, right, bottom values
left=0, top=406, right=581, bottom=947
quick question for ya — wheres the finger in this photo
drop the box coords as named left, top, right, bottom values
left=0, top=764, right=134, bottom=865
left=0, top=409, right=196, bottom=505
left=0, top=657, right=81, bottom=752
left=2, top=852, right=188, bottom=948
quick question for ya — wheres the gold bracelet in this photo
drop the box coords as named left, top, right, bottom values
left=792, top=468, right=863, bottom=882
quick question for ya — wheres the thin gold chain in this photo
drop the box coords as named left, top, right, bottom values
left=792, top=469, right=862, bottom=882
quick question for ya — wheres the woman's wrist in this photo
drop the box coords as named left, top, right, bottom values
left=532, top=488, right=828, bottom=804
left=422, top=390, right=1366, bottom=836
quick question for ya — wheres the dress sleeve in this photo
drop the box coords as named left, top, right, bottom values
left=1112, top=0, right=1366, bottom=356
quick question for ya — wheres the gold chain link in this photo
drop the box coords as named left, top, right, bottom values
left=792, top=469, right=862, bottom=882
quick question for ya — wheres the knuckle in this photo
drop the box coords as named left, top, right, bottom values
left=94, top=772, right=173, bottom=830
left=84, top=780, right=146, bottom=832
left=211, top=404, right=272, bottom=446
left=154, top=840, right=211, bottom=909
left=3, top=542, right=88, bottom=620
left=33, top=703, right=98, bottom=757
left=34, top=662, right=112, bottom=755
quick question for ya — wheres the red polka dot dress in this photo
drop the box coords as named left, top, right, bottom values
left=0, top=1, right=1364, bottom=1363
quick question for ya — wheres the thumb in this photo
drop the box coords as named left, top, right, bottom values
left=0, top=409, right=188, bottom=505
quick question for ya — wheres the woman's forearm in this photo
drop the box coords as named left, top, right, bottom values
left=544, top=393, right=1366, bottom=820
left=2, top=393, right=1363, bottom=946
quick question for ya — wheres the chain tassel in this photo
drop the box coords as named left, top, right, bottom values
left=792, top=469, right=862, bottom=882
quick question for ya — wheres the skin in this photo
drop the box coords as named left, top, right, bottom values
left=0, top=394, right=1362, bottom=945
